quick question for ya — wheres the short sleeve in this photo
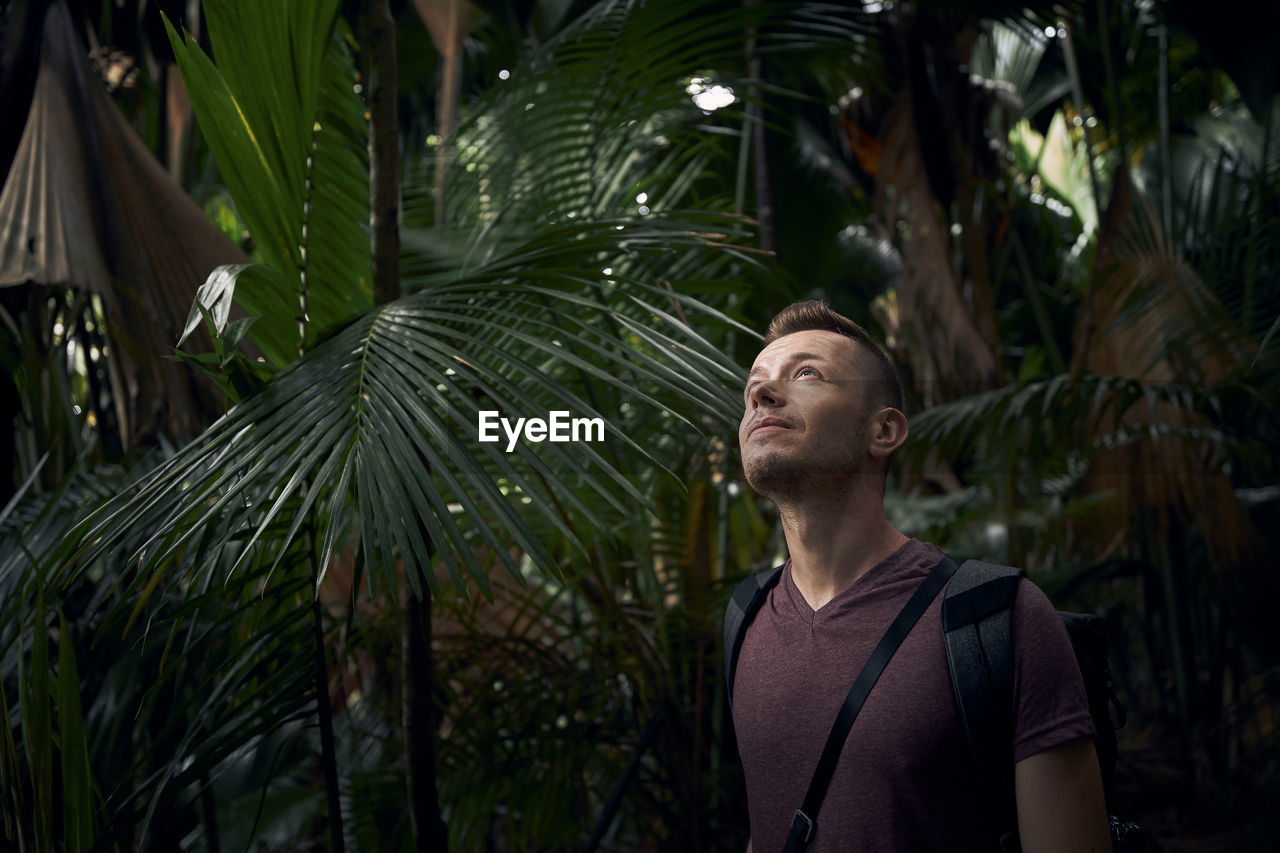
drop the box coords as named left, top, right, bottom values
left=1011, top=580, right=1096, bottom=762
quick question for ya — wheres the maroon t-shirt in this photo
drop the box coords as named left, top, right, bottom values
left=732, top=539, right=1094, bottom=852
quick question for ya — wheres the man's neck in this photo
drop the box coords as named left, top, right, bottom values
left=776, top=481, right=909, bottom=612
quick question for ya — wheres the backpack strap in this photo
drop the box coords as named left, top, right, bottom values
left=942, top=559, right=1024, bottom=850
left=723, top=563, right=786, bottom=707
left=782, top=555, right=961, bottom=853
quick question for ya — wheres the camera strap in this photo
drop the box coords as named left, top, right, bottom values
left=782, top=555, right=960, bottom=853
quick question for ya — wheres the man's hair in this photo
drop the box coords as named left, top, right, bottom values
left=762, top=300, right=904, bottom=414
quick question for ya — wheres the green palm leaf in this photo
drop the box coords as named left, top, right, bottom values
left=410, top=0, right=867, bottom=262
left=903, top=371, right=1261, bottom=484
left=73, top=234, right=752, bottom=601
left=164, top=0, right=371, bottom=365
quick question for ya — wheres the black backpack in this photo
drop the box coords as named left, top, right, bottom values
left=723, top=557, right=1142, bottom=851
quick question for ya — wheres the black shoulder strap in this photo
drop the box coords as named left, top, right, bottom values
left=723, top=563, right=785, bottom=706
left=942, top=559, right=1024, bottom=850
left=782, top=555, right=961, bottom=853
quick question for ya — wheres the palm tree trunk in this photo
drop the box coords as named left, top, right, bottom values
left=310, top=592, right=346, bottom=853
left=365, top=2, right=448, bottom=848
left=746, top=27, right=774, bottom=253
left=368, top=0, right=400, bottom=307
left=403, top=585, right=449, bottom=851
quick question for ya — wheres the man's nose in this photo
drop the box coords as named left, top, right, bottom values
left=747, top=378, right=784, bottom=409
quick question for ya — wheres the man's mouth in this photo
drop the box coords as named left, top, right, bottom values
left=748, top=417, right=791, bottom=438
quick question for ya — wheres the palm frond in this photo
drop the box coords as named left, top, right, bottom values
left=970, top=20, right=1068, bottom=121
left=164, top=1, right=372, bottom=365
left=71, top=230, right=751, bottom=601
left=903, top=371, right=1261, bottom=481
left=1083, top=105, right=1280, bottom=386
left=405, top=0, right=869, bottom=267
left=0, top=456, right=322, bottom=847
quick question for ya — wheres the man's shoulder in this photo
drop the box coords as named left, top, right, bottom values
left=1008, top=574, right=1079, bottom=647
left=903, top=537, right=947, bottom=562
left=875, top=537, right=947, bottom=581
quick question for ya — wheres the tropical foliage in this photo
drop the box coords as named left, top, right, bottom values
left=1, top=0, right=1277, bottom=851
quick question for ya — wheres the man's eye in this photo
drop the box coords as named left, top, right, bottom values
left=795, top=366, right=818, bottom=378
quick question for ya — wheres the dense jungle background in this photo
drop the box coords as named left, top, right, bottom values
left=1, top=0, right=1277, bottom=849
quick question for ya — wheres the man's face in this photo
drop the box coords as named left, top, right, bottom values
left=738, top=330, right=877, bottom=500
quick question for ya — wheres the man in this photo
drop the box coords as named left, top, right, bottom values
left=731, top=301, right=1109, bottom=852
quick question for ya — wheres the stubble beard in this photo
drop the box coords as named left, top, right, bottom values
left=742, top=432, right=866, bottom=505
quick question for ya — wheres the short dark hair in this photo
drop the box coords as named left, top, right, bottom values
left=762, top=300, right=904, bottom=414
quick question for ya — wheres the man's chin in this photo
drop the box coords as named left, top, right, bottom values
left=743, top=461, right=805, bottom=502
left=744, top=456, right=861, bottom=502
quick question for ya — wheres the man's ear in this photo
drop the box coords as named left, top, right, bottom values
left=869, top=407, right=908, bottom=459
